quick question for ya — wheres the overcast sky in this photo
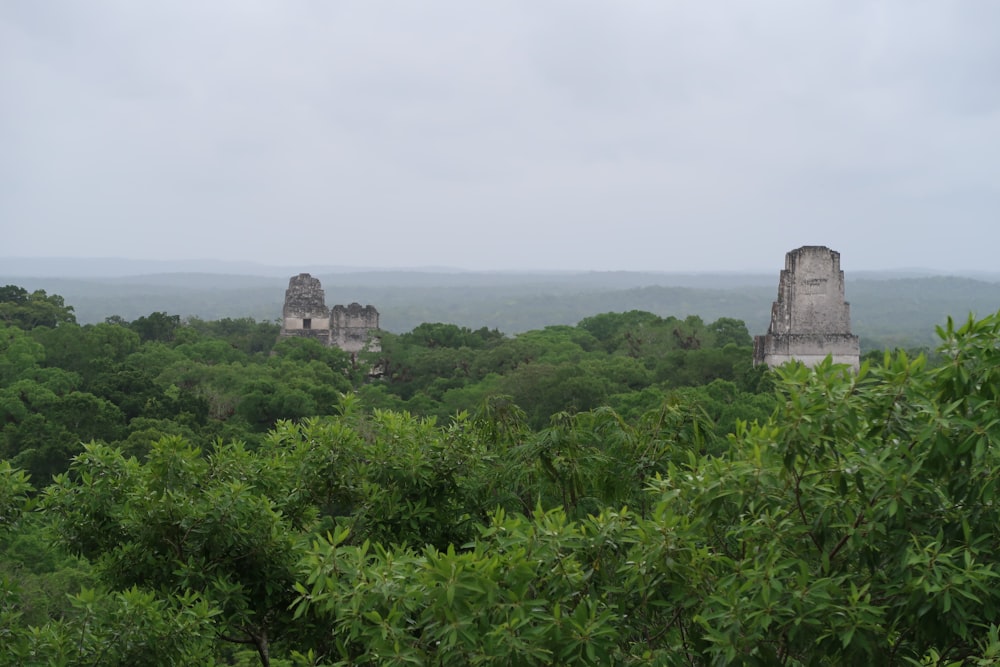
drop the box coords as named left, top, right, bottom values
left=2, top=1, right=998, bottom=272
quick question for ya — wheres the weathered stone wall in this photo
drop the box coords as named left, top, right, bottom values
left=278, top=273, right=380, bottom=355
left=331, top=303, right=381, bottom=354
left=753, top=333, right=860, bottom=368
left=754, top=246, right=860, bottom=370
left=282, top=274, right=329, bottom=320
left=280, top=273, right=331, bottom=343
left=770, top=247, right=852, bottom=335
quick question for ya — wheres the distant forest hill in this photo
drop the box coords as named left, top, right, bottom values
left=3, top=258, right=1000, bottom=351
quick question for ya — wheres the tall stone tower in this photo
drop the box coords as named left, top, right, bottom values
left=753, top=246, right=860, bottom=370
left=279, top=273, right=380, bottom=355
left=281, top=273, right=332, bottom=345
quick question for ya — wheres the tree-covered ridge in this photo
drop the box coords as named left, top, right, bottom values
left=4, top=285, right=1000, bottom=664
left=7, top=270, right=1000, bottom=349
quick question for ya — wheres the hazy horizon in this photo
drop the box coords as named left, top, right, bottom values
left=3, top=254, right=999, bottom=282
left=3, top=3, right=999, bottom=273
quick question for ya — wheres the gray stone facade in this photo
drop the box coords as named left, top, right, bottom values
left=753, top=246, right=860, bottom=370
left=331, top=303, right=381, bottom=353
left=279, top=273, right=380, bottom=355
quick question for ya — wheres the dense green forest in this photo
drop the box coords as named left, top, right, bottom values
left=0, top=285, right=772, bottom=480
left=3, top=284, right=1000, bottom=665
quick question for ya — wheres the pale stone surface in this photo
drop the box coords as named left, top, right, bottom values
left=281, top=273, right=332, bottom=345
left=279, top=274, right=380, bottom=355
left=753, top=246, right=860, bottom=370
left=331, top=303, right=381, bottom=354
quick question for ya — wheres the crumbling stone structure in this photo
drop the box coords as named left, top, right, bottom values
left=331, top=302, right=381, bottom=353
left=753, top=246, right=860, bottom=370
left=279, top=273, right=380, bottom=355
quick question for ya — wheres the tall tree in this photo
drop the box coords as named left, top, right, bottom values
left=0, top=286, right=76, bottom=330
left=44, top=438, right=309, bottom=666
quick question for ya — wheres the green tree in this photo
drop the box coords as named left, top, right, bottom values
left=7, top=586, right=218, bottom=666
left=290, top=312, right=1000, bottom=665
left=401, top=322, right=504, bottom=349
left=129, top=311, right=182, bottom=343
left=43, top=438, right=310, bottom=666
left=707, top=316, right=753, bottom=347
left=187, top=316, right=281, bottom=355
left=31, top=321, right=141, bottom=384
left=237, top=381, right=319, bottom=429
left=0, top=286, right=76, bottom=330
left=0, top=461, right=32, bottom=536
left=0, top=323, right=46, bottom=386
left=0, top=371, right=125, bottom=481
left=263, top=405, right=493, bottom=550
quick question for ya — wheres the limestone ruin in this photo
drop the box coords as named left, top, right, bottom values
left=753, top=246, right=860, bottom=370
left=279, top=273, right=380, bottom=356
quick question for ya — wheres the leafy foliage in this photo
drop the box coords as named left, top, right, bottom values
left=289, top=313, right=1000, bottom=665
left=7, top=283, right=1000, bottom=665
left=43, top=438, right=308, bottom=664
left=0, top=286, right=76, bottom=330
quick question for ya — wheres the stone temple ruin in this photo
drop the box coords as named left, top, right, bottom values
left=753, top=246, right=860, bottom=370
left=279, top=273, right=380, bottom=357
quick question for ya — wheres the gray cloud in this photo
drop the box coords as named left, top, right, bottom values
left=2, top=1, right=998, bottom=272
